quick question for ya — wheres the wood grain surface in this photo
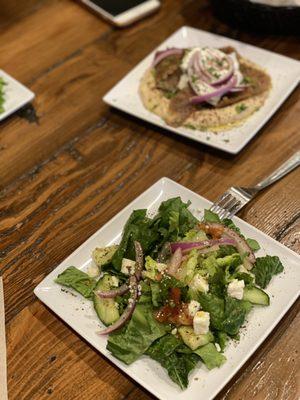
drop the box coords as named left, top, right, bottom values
left=1, top=0, right=299, bottom=399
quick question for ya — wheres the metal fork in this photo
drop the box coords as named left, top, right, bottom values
left=210, top=151, right=300, bottom=220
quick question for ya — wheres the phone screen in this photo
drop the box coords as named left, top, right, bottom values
left=89, top=0, right=148, bottom=16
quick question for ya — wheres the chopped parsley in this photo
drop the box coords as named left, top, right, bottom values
left=235, top=103, right=247, bottom=113
left=184, top=123, right=196, bottom=130
left=164, top=91, right=177, bottom=99
left=242, top=76, right=252, bottom=85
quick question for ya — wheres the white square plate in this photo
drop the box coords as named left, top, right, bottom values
left=103, top=26, right=300, bottom=154
left=34, top=178, right=300, bottom=400
left=0, top=69, right=35, bottom=122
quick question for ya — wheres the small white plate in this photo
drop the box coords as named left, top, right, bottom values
left=0, top=70, right=35, bottom=122
left=103, top=26, right=300, bottom=154
left=34, top=178, right=300, bottom=400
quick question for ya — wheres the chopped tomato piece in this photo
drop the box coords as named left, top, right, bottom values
left=199, top=223, right=224, bottom=239
left=170, top=287, right=181, bottom=305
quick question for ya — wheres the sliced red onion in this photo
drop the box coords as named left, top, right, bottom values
left=199, top=244, right=220, bottom=254
left=134, top=241, right=143, bottom=280
left=97, top=276, right=138, bottom=335
left=157, top=242, right=171, bottom=263
left=95, top=283, right=129, bottom=299
left=170, top=238, right=236, bottom=253
left=152, top=48, right=183, bottom=67
left=190, top=75, right=237, bottom=105
left=167, top=247, right=182, bottom=277
left=205, top=223, right=255, bottom=270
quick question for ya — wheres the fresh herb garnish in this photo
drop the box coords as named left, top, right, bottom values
left=235, top=103, right=247, bottom=113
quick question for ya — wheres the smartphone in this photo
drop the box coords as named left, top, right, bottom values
left=79, top=0, right=160, bottom=27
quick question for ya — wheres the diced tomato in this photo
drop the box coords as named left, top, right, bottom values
left=199, top=223, right=224, bottom=239
left=155, top=272, right=163, bottom=282
left=154, top=300, right=192, bottom=326
left=169, top=287, right=181, bottom=305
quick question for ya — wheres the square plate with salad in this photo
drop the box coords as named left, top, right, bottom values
left=34, top=178, right=300, bottom=400
left=0, top=69, right=35, bottom=122
left=103, top=26, right=300, bottom=154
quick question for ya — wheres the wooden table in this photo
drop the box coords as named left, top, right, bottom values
left=1, top=1, right=299, bottom=399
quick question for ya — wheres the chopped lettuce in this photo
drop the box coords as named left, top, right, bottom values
left=152, top=197, right=198, bottom=244
left=143, top=256, right=159, bottom=280
left=107, top=303, right=168, bottom=364
left=183, top=228, right=207, bottom=242
left=194, top=343, right=226, bottom=370
left=112, top=198, right=198, bottom=271
left=215, top=331, right=229, bottom=352
left=112, top=209, right=159, bottom=270
left=252, top=255, right=284, bottom=289
left=203, top=209, right=221, bottom=223
left=177, top=249, right=199, bottom=283
left=92, top=245, right=118, bottom=268
left=146, top=335, right=199, bottom=389
left=55, top=266, right=96, bottom=298
left=198, top=293, right=252, bottom=335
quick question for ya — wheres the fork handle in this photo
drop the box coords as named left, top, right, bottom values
left=254, top=151, right=300, bottom=191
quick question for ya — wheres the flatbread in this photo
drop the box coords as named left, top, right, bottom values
left=139, top=53, right=271, bottom=132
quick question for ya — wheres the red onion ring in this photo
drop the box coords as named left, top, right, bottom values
left=134, top=241, right=143, bottom=280
left=205, top=223, right=255, bottom=270
left=170, top=238, right=236, bottom=253
left=95, top=283, right=129, bottom=299
left=198, top=49, right=233, bottom=86
left=189, top=75, right=237, bottom=105
left=97, top=276, right=138, bottom=335
left=152, top=48, right=183, bottom=67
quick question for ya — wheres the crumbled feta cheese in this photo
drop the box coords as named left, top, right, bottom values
left=177, top=74, right=189, bottom=90
left=156, top=263, right=167, bottom=272
left=227, top=279, right=245, bottom=300
left=215, top=343, right=221, bottom=352
left=181, top=48, right=200, bottom=72
left=193, top=311, right=210, bottom=335
left=121, top=258, right=136, bottom=275
left=188, top=300, right=201, bottom=317
left=190, top=274, right=209, bottom=293
left=171, top=328, right=178, bottom=335
left=110, top=276, right=119, bottom=287
left=86, top=264, right=100, bottom=278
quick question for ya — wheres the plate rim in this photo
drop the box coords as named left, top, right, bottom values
left=103, top=26, right=300, bottom=154
left=34, top=177, right=300, bottom=400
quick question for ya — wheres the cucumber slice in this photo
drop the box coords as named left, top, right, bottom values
left=178, top=326, right=214, bottom=351
left=93, top=275, right=120, bottom=326
left=243, top=286, right=270, bottom=306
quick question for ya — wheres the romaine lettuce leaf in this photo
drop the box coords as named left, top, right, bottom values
left=55, top=266, right=96, bottom=298
left=112, top=209, right=159, bottom=270
left=252, top=255, right=284, bottom=289
left=194, top=343, right=226, bottom=370
left=198, top=293, right=252, bottom=335
left=112, top=198, right=198, bottom=270
left=106, top=303, right=168, bottom=365
left=146, top=335, right=199, bottom=389
left=203, top=209, right=221, bottom=223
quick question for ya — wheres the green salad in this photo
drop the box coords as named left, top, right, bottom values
left=55, top=197, right=284, bottom=389
left=0, top=77, right=6, bottom=114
